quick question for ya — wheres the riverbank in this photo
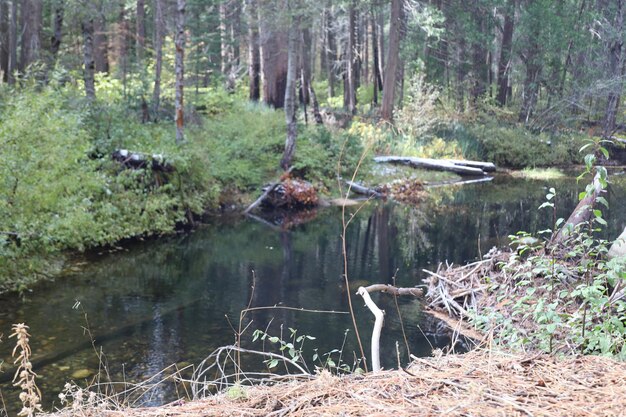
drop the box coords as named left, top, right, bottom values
left=44, top=348, right=626, bottom=416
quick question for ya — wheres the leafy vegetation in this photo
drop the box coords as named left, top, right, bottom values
left=469, top=145, right=626, bottom=359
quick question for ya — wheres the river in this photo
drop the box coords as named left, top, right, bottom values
left=0, top=171, right=625, bottom=413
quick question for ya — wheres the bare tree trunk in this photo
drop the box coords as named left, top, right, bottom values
left=455, top=39, right=466, bottom=112
left=259, top=1, right=288, bottom=108
left=152, top=0, right=163, bottom=117
left=381, top=0, right=403, bottom=121
left=0, top=1, right=8, bottom=82
left=49, top=3, right=64, bottom=64
left=496, top=0, right=515, bottom=107
left=136, top=0, right=146, bottom=62
left=470, top=2, right=488, bottom=104
left=7, top=0, right=17, bottom=84
left=377, top=7, right=385, bottom=86
left=246, top=0, right=261, bottom=101
left=519, top=47, right=542, bottom=123
left=324, top=3, right=336, bottom=97
left=301, top=27, right=312, bottom=105
left=94, top=12, right=109, bottom=73
left=175, top=0, right=186, bottom=144
left=82, top=17, right=96, bottom=101
left=19, top=0, right=42, bottom=73
left=231, top=0, right=241, bottom=68
left=281, top=9, right=300, bottom=171
left=602, top=0, right=624, bottom=138
left=371, top=11, right=379, bottom=104
left=220, top=0, right=231, bottom=75
left=344, top=1, right=357, bottom=114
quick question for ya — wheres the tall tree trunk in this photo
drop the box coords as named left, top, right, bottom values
left=470, top=2, right=488, bottom=104
left=344, top=1, right=357, bottom=114
left=231, top=0, right=241, bottom=68
left=519, top=57, right=541, bottom=123
left=94, top=12, right=109, bottom=73
left=281, top=9, right=300, bottom=171
left=371, top=9, right=381, bottom=104
left=259, top=1, right=288, bottom=108
left=602, top=0, right=624, bottom=137
left=219, top=0, right=231, bottom=75
left=0, top=1, right=8, bottom=82
left=455, top=39, right=466, bottom=112
left=19, top=0, right=41, bottom=73
left=377, top=7, right=385, bottom=86
left=301, top=27, right=312, bottom=105
left=49, top=3, right=64, bottom=64
left=152, top=0, right=163, bottom=117
left=496, top=0, right=515, bottom=107
left=136, top=0, right=146, bottom=62
left=246, top=0, right=261, bottom=101
left=175, top=0, right=186, bottom=144
left=82, top=17, right=96, bottom=100
left=7, top=0, right=17, bottom=84
left=381, top=0, right=403, bottom=121
left=324, top=4, right=336, bottom=98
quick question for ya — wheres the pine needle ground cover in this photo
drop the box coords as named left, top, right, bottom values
left=46, top=349, right=626, bottom=417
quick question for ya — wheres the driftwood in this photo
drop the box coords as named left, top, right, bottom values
left=426, top=176, right=494, bottom=188
left=244, top=182, right=282, bottom=214
left=608, top=226, right=626, bottom=260
left=244, top=168, right=295, bottom=214
left=345, top=181, right=384, bottom=198
left=357, top=284, right=423, bottom=372
left=112, top=149, right=173, bottom=172
left=374, top=156, right=491, bottom=176
left=553, top=171, right=605, bottom=243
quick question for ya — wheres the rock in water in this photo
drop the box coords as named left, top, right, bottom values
left=71, top=369, right=93, bottom=379
left=608, top=227, right=626, bottom=260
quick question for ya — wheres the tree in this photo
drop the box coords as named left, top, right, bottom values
left=343, top=1, right=357, bottom=114
left=496, top=0, right=515, bottom=107
left=7, top=0, right=17, bottom=84
left=136, top=0, right=146, bottom=62
left=381, top=0, right=404, bottom=121
left=94, top=7, right=109, bottom=73
left=175, top=0, right=186, bottom=144
left=82, top=16, right=96, bottom=100
left=49, top=2, right=64, bottom=67
left=153, top=0, right=164, bottom=117
left=601, top=0, right=625, bottom=137
left=280, top=2, right=300, bottom=170
left=18, top=0, right=42, bottom=74
left=259, top=0, right=288, bottom=108
left=246, top=0, right=261, bottom=101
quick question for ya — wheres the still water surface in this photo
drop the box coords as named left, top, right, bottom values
left=0, top=172, right=625, bottom=412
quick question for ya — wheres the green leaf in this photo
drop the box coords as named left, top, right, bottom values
left=268, top=359, right=279, bottom=369
left=268, top=336, right=279, bottom=343
left=600, top=147, right=609, bottom=159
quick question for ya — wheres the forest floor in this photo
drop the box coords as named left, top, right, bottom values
left=45, top=348, right=626, bottom=417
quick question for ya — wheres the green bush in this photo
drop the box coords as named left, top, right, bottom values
left=296, top=125, right=369, bottom=193
left=438, top=122, right=586, bottom=168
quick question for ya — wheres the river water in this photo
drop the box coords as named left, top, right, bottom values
left=0, top=172, right=625, bottom=412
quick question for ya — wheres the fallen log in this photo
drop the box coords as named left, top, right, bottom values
left=445, top=159, right=496, bottom=172
left=345, top=181, right=385, bottom=198
left=608, top=226, right=626, bottom=260
left=112, top=149, right=173, bottom=172
left=426, top=176, right=494, bottom=188
left=553, top=170, right=605, bottom=243
left=374, top=156, right=487, bottom=176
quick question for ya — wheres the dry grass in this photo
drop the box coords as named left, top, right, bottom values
left=44, top=348, right=626, bottom=417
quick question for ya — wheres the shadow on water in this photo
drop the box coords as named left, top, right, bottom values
left=0, top=172, right=625, bottom=412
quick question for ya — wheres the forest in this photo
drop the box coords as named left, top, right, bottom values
left=1, top=0, right=626, bottom=415
left=1, top=0, right=625, bottom=291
